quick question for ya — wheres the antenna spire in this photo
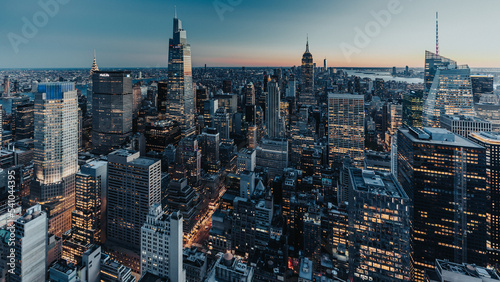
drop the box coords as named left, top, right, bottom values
left=436, top=12, right=439, bottom=55
left=174, top=5, right=177, bottom=18
left=306, top=34, right=309, bottom=52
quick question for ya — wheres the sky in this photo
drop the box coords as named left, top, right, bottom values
left=1, top=0, right=499, bottom=68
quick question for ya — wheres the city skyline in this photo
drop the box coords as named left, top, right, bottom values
left=1, top=0, right=500, bottom=68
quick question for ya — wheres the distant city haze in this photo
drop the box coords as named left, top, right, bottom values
left=1, top=0, right=499, bottom=68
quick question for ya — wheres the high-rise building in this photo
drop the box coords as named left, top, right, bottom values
left=300, top=39, right=315, bottom=106
left=200, top=128, right=220, bottom=174
left=80, top=160, right=107, bottom=243
left=327, top=93, right=365, bottom=167
left=14, top=102, right=34, bottom=141
left=72, top=161, right=107, bottom=245
left=256, top=138, right=288, bottom=178
left=3, top=76, right=10, bottom=97
left=92, top=71, right=133, bottom=154
left=348, top=168, right=410, bottom=281
left=90, top=50, right=99, bottom=76
left=265, top=80, right=283, bottom=139
left=440, top=114, right=491, bottom=138
left=144, top=120, right=181, bottom=152
left=166, top=178, right=198, bottom=235
left=32, top=82, right=78, bottom=237
left=397, top=127, right=487, bottom=281
left=141, top=204, right=185, bottom=281
left=158, top=81, right=168, bottom=113
left=223, top=80, right=232, bottom=94
left=175, top=136, right=201, bottom=186
left=402, top=90, right=424, bottom=127
left=214, top=108, right=230, bottom=141
left=245, top=82, right=255, bottom=106
left=166, top=10, right=195, bottom=138
left=107, top=149, right=161, bottom=250
left=237, top=148, right=256, bottom=174
left=469, top=132, right=500, bottom=270
left=422, top=51, right=475, bottom=127
left=10, top=204, right=47, bottom=282
left=470, top=75, right=494, bottom=102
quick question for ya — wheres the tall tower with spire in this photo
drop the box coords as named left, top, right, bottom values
left=166, top=7, right=195, bottom=137
left=300, top=36, right=315, bottom=106
left=90, top=50, right=99, bottom=76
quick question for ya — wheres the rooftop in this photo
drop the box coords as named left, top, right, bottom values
left=401, top=127, right=483, bottom=148
left=436, top=259, right=500, bottom=280
left=350, top=168, right=407, bottom=199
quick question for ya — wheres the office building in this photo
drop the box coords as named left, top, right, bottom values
left=469, top=132, right=500, bottom=270
left=158, top=81, right=168, bottom=113
left=348, top=169, right=410, bottom=281
left=475, top=93, right=500, bottom=132
left=144, top=120, right=181, bottom=152
left=73, top=162, right=105, bottom=245
left=14, top=102, right=34, bottom=141
left=237, top=148, right=256, bottom=174
left=398, top=127, right=487, bottom=281
left=403, top=90, right=424, bottom=127
left=32, top=82, right=78, bottom=237
left=92, top=71, right=133, bottom=154
left=328, top=93, right=365, bottom=167
left=471, top=75, right=494, bottom=102
left=166, top=10, right=195, bottom=137
left=200, top=128, right=220, bottom=174
left=422, top=51, right=475, bottom=127
left=256, top=138, right=288, bottom=178
left=175, top=136, right=201, bottom=186
left=265, top=80, right=283, bottom=139
left=440, top=114, right=491, bottom=138
left=141, top=204, right=185, bottom=281
left=107, top=150, right=161, bottom=250
left=300, top=39, right=315, bottom=106
left=244, top=82, right=255, bottom=106
left=214, top=107, right=230, bottom=141
left=10, top=204, right=47, bottom=282
left=166, top=178, right=198, bottom=235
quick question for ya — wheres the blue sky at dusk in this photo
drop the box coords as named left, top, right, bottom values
left=1, top=0, right=499, bottom=68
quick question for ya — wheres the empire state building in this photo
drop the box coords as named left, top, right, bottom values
left=166, top=8, right=195, bottom=137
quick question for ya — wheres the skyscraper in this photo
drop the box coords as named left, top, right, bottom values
left=166, top=9, right=195, bottom=138
left=32, top=82, right=78, bottom=237
left=422, top=51, right=475, bottom=127
left=92, top=71, right=133, bottom=155
left=10, top=204, right=48, bottom=282
left=402, top=90, right=423, bottom=127
left=265, top=80, right=283, bottom=139
left=141, top=204, right=185, bottom=281
left=72, top=160, right=107, bottom=245
left=300, top=38, right=315, bottom=106
left=397, top=127, right=487, bottom=281
left=348, top=169, right=410, bottom=281
left=107, top=150, right=161, bottom=250
left=245, top=82, right=255, bottom=106
left=214, top=107, right=230, bottom=141
left=469, top=132, right=500, bottom=270
left=328, top=93, right=365, bottom=167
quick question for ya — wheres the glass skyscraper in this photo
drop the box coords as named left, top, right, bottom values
left=32, top=82, right=78, bottom=237
left=422, top=51, right=475, bottom=127
left=92, top=71, right=133, bottom=155
left=166, top=10, right=195, bottom=138
left=328, top=93, right=365, bottom=167
left=397, top=127, right=487, bottom=281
